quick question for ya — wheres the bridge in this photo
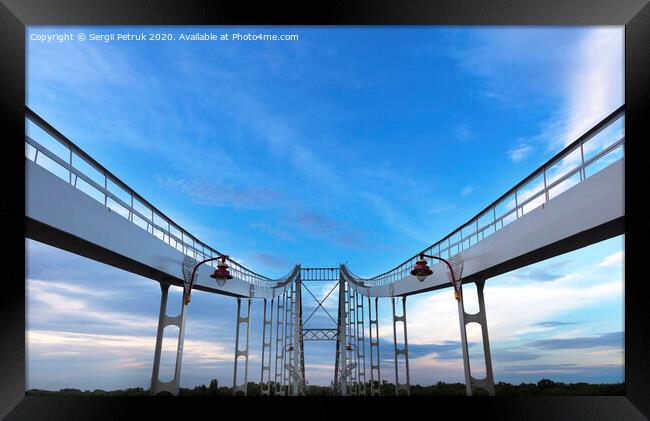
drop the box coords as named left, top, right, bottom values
left=24, top=105, right=625, bottom=396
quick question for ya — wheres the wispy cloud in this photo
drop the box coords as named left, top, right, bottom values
left=450, top=27, right=623, bottom=163
left=598, top=251, right=624, bottom=268
left=494, top=363, right=622, bottom=379
left=389, top=277, right=621, bottom=346
left=159, top=176, right=282, bottom=210
left=529, top=331, right=623, bottom=350
left=254, top=252, right=292, bottom=269
left=513, top=260, right=571, bottom=283
left=358, top=191, right=429, bottom=244
left=460, top=185, right=474, bottom=197
left=524, top=28, right=623, bottom=158
left=250, top=223, right=295, bottom=241
left=492, top=348, right=542, bottom=363
left=533, top=321, right=578, bottom=328
left=28, top=279, right=158, bottom=333
left=455, top=124, right=472, bottom=142
left=559, top=28, right=624, bottom=149
left=508, top=144, right=533, bottom=162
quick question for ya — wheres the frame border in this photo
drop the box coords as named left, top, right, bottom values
left=1, top=0, right=648, bottom=418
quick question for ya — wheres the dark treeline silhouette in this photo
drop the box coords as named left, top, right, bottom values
left=26, top=378, right=624, bottom=396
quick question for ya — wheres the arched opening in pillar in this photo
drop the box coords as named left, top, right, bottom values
left=462, top=283, right=480, bottom=315
left=395, top=354, right=409, bottom=396
left=465, top=322, right=487, bottom=380
left=159, top=325, right=180, bottom=383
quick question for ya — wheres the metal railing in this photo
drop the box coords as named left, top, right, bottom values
left=25, top=106, right=296, bottom=288
left=344, top=105, right=625, bottom=287
left=300, top=267, right=340, bottom=281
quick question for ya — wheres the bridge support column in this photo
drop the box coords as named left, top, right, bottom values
left=355, top=288, right=367, bottom=395
left=368, top=297, right=381, bottom=396
left=292, top=280, right=304, bottom=396
left=392, top=296, right=410, bottom=396
left=274, top=291, right=286, bottom=396
left=232, top=298, right=252, bottom=396
left=260, top=298, right=274, bottom=396
left=150, top=282, right=188, bottom=396
left=336, top=279, right=348, bottom=396
left=347, top=282, right=358, bottom=395
left=283, top=283, right=295, bottom=395
left=457, top=280, right=495, bottom=396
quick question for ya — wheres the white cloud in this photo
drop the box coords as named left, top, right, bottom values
left=28, top=329, right=232, bottom=367
left=598, top=251, right=624, bottom=268
left=27, top=279, right=158, bottom=332
left=560, top=28, right=624, bottom=149
left=508, top=144, right=533, bottom=162
left=380, top=278, right=621, bottom=346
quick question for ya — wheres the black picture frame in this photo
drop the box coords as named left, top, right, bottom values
left=1, top=0, right=648, bottom=419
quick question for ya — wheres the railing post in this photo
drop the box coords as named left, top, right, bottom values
left=514, top=189, right=519, bottom=218
left=543, top=167, right=550, bottom=202
left=104, top=172, right=108, bottom=207
left=68, top=147, right=72, bottom=184
left=580, top=140, right=586, bottom=181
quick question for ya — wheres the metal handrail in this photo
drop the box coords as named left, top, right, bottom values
left=345, top=105, right=625, bottom=287
left=25, top=106, right=296, bottom=288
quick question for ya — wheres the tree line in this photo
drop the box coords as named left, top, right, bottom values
left=26, top=378, right=624, bottom=396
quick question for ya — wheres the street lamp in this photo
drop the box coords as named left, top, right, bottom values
left=410, top=253, right=461, bottom=301
left=184, top=254, right=234, bottom=305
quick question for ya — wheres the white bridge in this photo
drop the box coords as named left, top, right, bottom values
left=25, top=105, right=625, bottom=396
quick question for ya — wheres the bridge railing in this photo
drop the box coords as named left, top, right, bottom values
left=24, top=107, right=294, bottom=288
left=300, top=267, right=340, bottom=281
left=344, top=105, right=625, bottom=287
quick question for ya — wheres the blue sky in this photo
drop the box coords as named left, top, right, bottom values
left=26, top=26, right=624, bottom=389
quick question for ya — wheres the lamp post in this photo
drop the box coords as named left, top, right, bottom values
left=410, top=253, right=461, bottom=301
left=412, top=253, right=480, bottom=395
left=184, top=254, right=234, bottom=305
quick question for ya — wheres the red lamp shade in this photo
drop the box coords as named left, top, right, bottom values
left=211, top=258, right=233, bottom=281
left=288, top=345, right=294, bottom=352
left=410, top=258, right=433, bottom=282
left=346, top=344, right=353, bottom=351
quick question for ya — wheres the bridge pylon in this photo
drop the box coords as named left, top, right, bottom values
left=391, top=295, right=411, bottom=396
left=232, top=297, right=252, bottom=395
left=457, top=279, right=495, bottom=396
left=335, top=274, right=348, bottom=395
left=150, top=282, right=188, bottom=396
left=259, top=298, right=274, bottom=396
